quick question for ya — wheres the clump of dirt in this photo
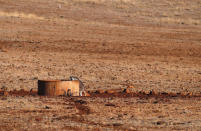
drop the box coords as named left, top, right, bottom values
left=88, top=88, right=201, bottom=98
left=0, top=88, right=200, bottom=98
left=73, top=99, right=91, bottom=115
left=105, top=103, right=116, bottom=107
left=0, top=89, right=37, bottom=97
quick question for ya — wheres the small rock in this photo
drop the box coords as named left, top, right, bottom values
left=156, top=121, right=165, bottom=125
left=95, top=90, right=104, bottom=94
left=127, top=86, right=135, bottom=88
left=74, top=100, right=87, bottom=104
left=45, top=106, right=51, bottom=109
left=113, top=123, right=122, bottom=126
left=1, top=97, right=7, bottom=100
left=153, top=101, right=158, bottom=104
left=189, top=92, right=193, bottom=96
left=124, top=86, right=136, bottom=94
left=84, top=92, right=90, bottom=96
left=105, top=103, right=115, bottom=107
left=30, top=88, right=37, bottom=93
left=124, top=88, right=131, bottom=93
left=105, top=90, right=115, bottom=94
left=1, top=86, right=7, bottom=91
left=3, top=91, right=9, bottom=96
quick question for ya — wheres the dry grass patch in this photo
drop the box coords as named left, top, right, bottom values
left=0, top=11, right=44, bottom=20
left=155, top=17, right=200, bottom=25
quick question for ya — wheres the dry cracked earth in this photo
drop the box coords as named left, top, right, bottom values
left=0, top=0, right=201, bottom=130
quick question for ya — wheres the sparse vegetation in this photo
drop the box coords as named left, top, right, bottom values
left=0, top=0, right=201, bottom=130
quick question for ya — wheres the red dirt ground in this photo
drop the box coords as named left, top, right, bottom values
left=0, top=0, right=201, bottom=130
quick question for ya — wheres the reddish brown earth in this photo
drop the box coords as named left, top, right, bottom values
left=0, top=0, right=201, bottom=130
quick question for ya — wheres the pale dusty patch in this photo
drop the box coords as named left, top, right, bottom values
left=156, top=17, right=200, bottom=25
left=0, top=11, right=44, bottom=20
left=63, top=0, right=137, bottom=5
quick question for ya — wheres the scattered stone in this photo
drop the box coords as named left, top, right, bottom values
left=124, top=86, right=136, bottom=94
left=3, top=91, right=9, bottom=96
left=189, top=92, right=193, bottom=96
left=153, top=101, right=158, bottom=104
left=1, top=97, right=7, bottom=100
left=149, top=90, right=156, bottom=95
left=84, top=92, right=91, bottom=96
left=127, top=86, right=135, bottom=89
left=95, top=90, right=105, bottom=94
left=113, top=123, right=122, bottom=127
left=105, top=90, right=115, bottom=94
left=155, top=121, right=165, bottom=125
left=30, top=88, right=37, bottom=94
left=1, top=86, right=7, bottom=91
left=45, top=106, right=51, bottom=109
left=123, top=88, right=131, bottom=94
left=105, top=103, right=115, bottom=107
left=74, top=100, right=87, bottom=105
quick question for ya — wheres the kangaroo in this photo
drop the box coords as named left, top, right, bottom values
left=69, top=76, right=85, bottom=96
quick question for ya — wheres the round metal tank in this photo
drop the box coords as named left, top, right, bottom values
left=38, top=80, right=80, bottom=96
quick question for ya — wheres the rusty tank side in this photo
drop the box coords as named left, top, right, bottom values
left=38, top=80, right=80, bottom=96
